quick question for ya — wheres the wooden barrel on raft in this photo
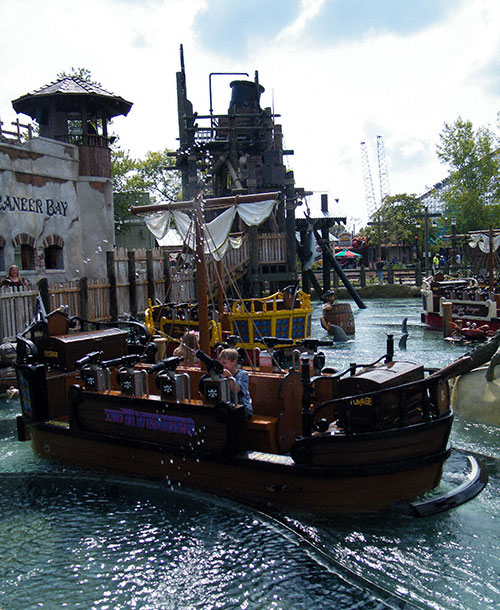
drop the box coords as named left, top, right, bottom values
left=321, top=303, right=355, bottom=335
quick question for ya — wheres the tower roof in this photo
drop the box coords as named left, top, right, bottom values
left=12, top=76, right=133, bottom=119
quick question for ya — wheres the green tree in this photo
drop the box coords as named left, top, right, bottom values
left=111, top=148, right=181, bottom=234
left=134, top=150, right=181, bottom=202
left=362, top=194, right=426, bottom=249
left=112, top=149, right=141, bottom=234
left=436, top=116, right=500, bottom=232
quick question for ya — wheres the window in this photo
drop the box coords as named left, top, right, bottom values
left=45, top=245, right=64, bottom=269
left=19, top=244, right=36, bottom=270
left=43, top=235, right=64, bottom=270
left=12, top=234, right=36, bottom=270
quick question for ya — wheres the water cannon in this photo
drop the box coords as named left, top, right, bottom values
left=115, top=354, right=149, bottom=396
left=295, top=339, right=333, bottom=377
left=102, top=354, right=141, bottom=369
left=147, top=356, right=184, bottom=375
left=297, top=339, right=334, bottom=353
left=196, top=350, right=224, bottom=376
left=221, top=335, right=239, bottom=348
left=196, top=349, right=232, bottom=403
left=257, top=337, right=294, bottom=372
left=148, top=356, right=190, bottom=401
left=261, top=336, right=294, bottom=349
left=76, top=351, right=104, bottom=369
left=76, top=350, right=109, bottom=392
left=385, top=334, right=394, bottom=363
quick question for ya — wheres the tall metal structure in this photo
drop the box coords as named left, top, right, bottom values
left=376, top=135, right=390, bottom=203
left=361, top=136, right=390, bottom=219
left=360, top=141, right=377, bottom=218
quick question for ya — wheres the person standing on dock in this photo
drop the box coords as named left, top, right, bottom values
left=432, top=254, right=440, bottom=274
left=376, top=259, right=384, bottom=283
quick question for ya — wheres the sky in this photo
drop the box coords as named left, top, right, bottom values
left=1, top=0, right=499, bottom=229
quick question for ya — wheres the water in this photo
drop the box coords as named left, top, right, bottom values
left=0, top=298, right=499, bottom=610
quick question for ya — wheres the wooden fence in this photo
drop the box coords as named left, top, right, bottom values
left=0, top=234, right=287, bottom=341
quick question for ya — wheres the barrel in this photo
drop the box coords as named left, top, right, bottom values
left=323, top=303, right=355, bottom=335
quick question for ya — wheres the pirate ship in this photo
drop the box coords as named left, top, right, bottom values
left=13, top=55, right=489, bottom=516
left=14, top=190, right=493, bottom=516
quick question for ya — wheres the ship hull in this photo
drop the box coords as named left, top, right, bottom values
left=29, top=421, right=450, bottom=516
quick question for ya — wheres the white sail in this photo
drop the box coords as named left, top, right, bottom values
left=144, top=199, right=276, bottom=261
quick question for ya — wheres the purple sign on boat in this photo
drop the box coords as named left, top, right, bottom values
left=104, top=407, right=195, bottom=435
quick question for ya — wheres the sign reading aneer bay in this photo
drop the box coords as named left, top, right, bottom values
left=0, top=194, right=68, bottom=216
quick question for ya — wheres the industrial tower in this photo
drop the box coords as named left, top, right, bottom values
left=360, top=136, right=390, bottom=219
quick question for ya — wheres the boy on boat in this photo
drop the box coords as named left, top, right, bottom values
left=218, top=348, right=253, bottom=420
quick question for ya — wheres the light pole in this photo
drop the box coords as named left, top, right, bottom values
left=451, top=217, right=457, bottom=270
left=413, top=207, right=441, bottom=273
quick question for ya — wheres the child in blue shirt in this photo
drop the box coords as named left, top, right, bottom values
left=218, top=348, right=253, bottom=419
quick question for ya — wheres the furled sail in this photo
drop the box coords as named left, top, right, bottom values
left=144, top=199, right=276, bottom=261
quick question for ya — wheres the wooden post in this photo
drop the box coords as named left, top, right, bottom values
left=300, top=230, right=310, bottom=294
left=194, top=203, right=210, bottom=355
left=442, top=301, right=453, bottom=338
left=128, top=251, right=137, bottom=318
left=79, top=277, right=88, bottom=330
left=146, top=250, right=155, bottom=304
left=415, top=262, right=422, bottom=287
left=489, top=226, right=494, bottom=293
left=37, top=278, right=50, bottom=313
left=360, top=265, right=366, bottom=287
left=321, top=230, right=331, bottom=294
left=0, top=294, right=4, bottom=342
left=387, top=262, right=394, bottom=284
left=284, top=172, right=297, bottom=276
left=216, top=259, right=224, bottom=315
left=106, top=251, right=118, bottom=321
left=163, top=250, right=171, bottom=302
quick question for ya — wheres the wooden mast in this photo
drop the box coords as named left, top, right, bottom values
left=489, top=225, right=494, bottom=293
left=131, top=191, right=281, bottom=352
left=193, top=194, right=210, bottom=354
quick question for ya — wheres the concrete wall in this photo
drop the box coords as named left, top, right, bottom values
left=0, top=136, right=113, bottom=282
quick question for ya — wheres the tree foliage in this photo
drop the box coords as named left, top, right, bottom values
left=362, top=194, right=425, bottom=246
left=435, top=116, right=500, bottom=232
left=112, top=148, right=181, bottom=233
left=57, top=67, right=100, bottom=85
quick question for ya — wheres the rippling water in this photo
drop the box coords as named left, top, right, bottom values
left=0, top=298, right=498, bottom=610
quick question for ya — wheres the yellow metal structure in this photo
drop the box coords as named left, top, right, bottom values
left=145, top=290, right=313, bottom=351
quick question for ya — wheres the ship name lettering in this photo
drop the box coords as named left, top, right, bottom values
left=103, top=407, right=195, bottom=435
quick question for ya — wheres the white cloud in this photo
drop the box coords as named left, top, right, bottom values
left=276, top=0, right=325, bottom=40
left=1, top=0, right=499, bottom=227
